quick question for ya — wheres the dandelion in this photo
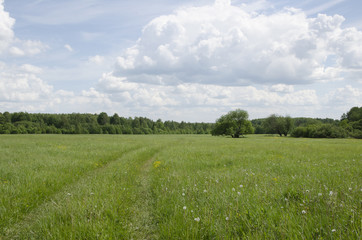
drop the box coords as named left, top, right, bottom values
left=153, top=161, right=161, bottom=168
left=183, top=206, right=187, bottom=210
left=194, top=217, right=200, bottom=222
left=302, top=210, right=306, bottom=214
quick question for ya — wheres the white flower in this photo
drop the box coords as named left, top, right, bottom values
left=348, top=187, right=352, bottom=191
left=332, top=229, right=336, bottom=232
left=302, top=210, right=306, bottom=214
left=239, top=185, right=243, bottom=188
left=232, top=188, right=235, bottom=191
left=203, top=189, right=207, bottom=193
left=329, top=191, right=333, bottom=196
left=306, top=190, right=309, bottom=193
left=191, top=210, right=193, bottom=213
left=182, top=193, right=185, bottom=196
left=225, top=217, right=229, bottom=221
left=237, top=192, right=241, bottom=195
left=183, top=206, right=187, bottom=210
left=318, top=193, right=322, bottom=196
left=194, top=217, right=200, bottom=222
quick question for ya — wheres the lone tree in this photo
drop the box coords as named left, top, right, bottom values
left=264, top=114, right=294, bottom=136
left=212, top=109, right=254, bottom=138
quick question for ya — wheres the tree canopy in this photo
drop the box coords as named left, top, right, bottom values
left=263, top=114, right=294, bottom=136
left=212, top=109, right=253, bottom=138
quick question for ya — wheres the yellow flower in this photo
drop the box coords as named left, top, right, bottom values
left=153, top=161, right=161, bottom=168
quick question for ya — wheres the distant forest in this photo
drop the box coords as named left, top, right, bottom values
left=0, top=106, right=361, bottom=138
left=0, top=112, right=213, bottom=135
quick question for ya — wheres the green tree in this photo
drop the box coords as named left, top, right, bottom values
left=212, top=109, right=253, bottom=138
left=110, top=113, right=121, bottom=125
left=97, top=112, right=109, bottom=125
left=346, top=106, right=362, bottom=122
left=264, top=114, right=294, bottom=136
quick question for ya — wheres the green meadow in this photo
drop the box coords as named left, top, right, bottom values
left=0, top=135, right=360, bottom=239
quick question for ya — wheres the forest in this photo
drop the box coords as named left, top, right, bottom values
left=0, top=106, right=361, bottom=138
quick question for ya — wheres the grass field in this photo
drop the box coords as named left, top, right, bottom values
left=0, top=135, right=361, bottom=239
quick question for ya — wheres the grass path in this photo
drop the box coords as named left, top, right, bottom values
left=128, top=154, right=159, bottom=239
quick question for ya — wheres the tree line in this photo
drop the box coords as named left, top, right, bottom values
left=212, top=106, right=361, bottom=139
left=0, top=112, right=213, bottom=135
left=1, top=106, right=361, bottom=138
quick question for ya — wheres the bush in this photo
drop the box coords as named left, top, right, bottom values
left=291, top=124, right=348, bottom=138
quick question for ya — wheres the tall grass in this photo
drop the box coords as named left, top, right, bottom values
left=0, top=135, right=360, bottom=239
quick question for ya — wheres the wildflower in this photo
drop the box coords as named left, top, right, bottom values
left=67, top=193, right=72, bottom=196
left=239, top=184, right=243, bottom=188
left=329, top=191, right=333, bottom=196
left=332, top=229, right=336, bottom=232
left=302, top=210, right=306, bottom=214
left=237, top=192, right=241, bottom=195
left=225, top=217, right=229, bottom=221
left=194, top=217, right=200, bottom=222
left=153, top=161, right=161, bottom=168
left=183, top=206, right=187, bottom=210
left=191, top=210, right=193, bottom=213
left=232, top=188, right=235, bottom=191
left=182, top=193, right=185, bottom=196
left=203, top=189, right=207, bottom=193
left=348, top=187, right=352, bottom=191
left=318, top=193, right=322, bottom=196
left=306, top=190, right=309, bottom=193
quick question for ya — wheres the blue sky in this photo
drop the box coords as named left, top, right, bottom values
left=0, top=0, right=361, bottom=122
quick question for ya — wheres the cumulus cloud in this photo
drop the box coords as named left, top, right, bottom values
left=0, top=62, right=52, bottom=102
left=0, top=1, right=47, bottom=57
left=0, top=0, right=15, bottom=53
left=111, top=0, right=362, bottom=86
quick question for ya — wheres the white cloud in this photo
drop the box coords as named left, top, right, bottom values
left=0, top=63, right=52, bottom=102
left=0, top=0, right=15, bottom=53
left=111, top=1, right=362, bottom=86
left=88, top=55, right=105, bottom=65
left=64, top=44, right=73, bottom=52
left=269, top=84, right=294, bottom=93
left=0, top=1, right=47, bottom=57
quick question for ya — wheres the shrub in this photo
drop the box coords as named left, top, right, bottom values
left=291, top=124, right=348, bottom=138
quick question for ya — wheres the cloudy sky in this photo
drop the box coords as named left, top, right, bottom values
left=1, top=0, right=361, bottom=122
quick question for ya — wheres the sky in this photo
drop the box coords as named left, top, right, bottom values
left=0, top=0, right=361, bottom=122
